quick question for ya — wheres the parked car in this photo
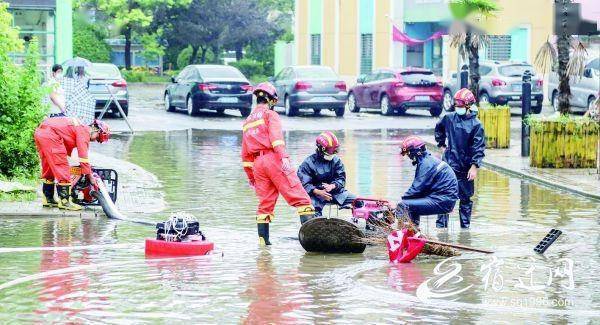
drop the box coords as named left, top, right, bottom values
left=443, top=61, right=544, bottom=113
left=548, top=56, right=599, bottom=113
left=164, top=64, right=253, bottom=116
left=87, top=63, right=129, bottom=116
left=271, top=65, right=347, bottom=116
left=348, top=67, right=443, bottom=116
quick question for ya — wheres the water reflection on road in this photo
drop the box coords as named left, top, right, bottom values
left=0, top=129, right=598, bottom=323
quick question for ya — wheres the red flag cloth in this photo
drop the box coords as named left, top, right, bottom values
left=392, top=24, right=445, bottom=45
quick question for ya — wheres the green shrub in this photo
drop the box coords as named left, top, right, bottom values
left=73, top=14, right=111, bottom=63
left=177, top=46, right=193, bottom=70
left=230, top=58, right=266, bottom=79
left=0, top=14, right=48, bottom=179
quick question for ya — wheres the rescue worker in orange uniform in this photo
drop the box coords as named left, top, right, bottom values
left=34, top=117, right=111, bottom=211
left=241, top=82, right=316, bottom=246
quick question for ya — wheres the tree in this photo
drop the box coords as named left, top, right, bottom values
left=158, top=0, right=231, bottom=65
left=0, top=3, right=47, bottom=177
left=73, top=14, right=111, bottom=62
left=94, top=0, right=190, bottom=70
left=534, top=0, right=588, bottom=115
left=448, top=0, right=500, bottom=100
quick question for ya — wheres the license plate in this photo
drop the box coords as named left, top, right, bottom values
left=512, top=96, right=520, bottom=100
left=512, top=84, right=521, bottom=92
left=312, top=97, right=336, bottom=102
left=415, top=96, right=430, bottom=101
left=217, top=97, right=238, bottom=103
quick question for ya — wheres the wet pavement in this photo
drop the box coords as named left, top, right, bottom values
left=0, top=129, right=598, bottom=323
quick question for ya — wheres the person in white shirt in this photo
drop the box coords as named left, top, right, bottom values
left=45, top=64, right=66, bottom=118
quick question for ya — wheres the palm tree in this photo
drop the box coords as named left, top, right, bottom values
left=448, top=0, right=500, bottom=101
left=535, top=0, right=588, bottom=115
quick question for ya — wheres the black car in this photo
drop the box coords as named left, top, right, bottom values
left=164, top=64, right=253, bottom=116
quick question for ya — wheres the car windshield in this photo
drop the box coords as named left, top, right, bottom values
left=400, top=71, right=437, bottom=84
left=499, top=64, right=535, bottom=77
left=198, top=66, right=244, bottom=79
left=88, top=64, right=121, bottom=79
left=295, top=66, right=337, bottom=79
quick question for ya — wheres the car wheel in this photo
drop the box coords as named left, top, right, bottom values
left=117, top=105, right=129, bottom=117
left=380, top=94, right=393, bottom=116
left=186, top=95, right=198, bottom=116
left=552, top=91, right=559, bottom=112
left=430, top=105, right=442, bottom=117
left=313, top=108, right=321, bottom=115
left=240, top=107, right=251, bottom=117
left=443, top=90, right=454, bottom=112
left=347, top=92, right=360, bottom=113
left=285, top=96, right=298, bottom=116
left=479, top=92, right=490, bottom=106
left=588, top=96, right=596, bottom=112
left=216, top=108, right=225, bottom=115
left=334, top=106, right=345, bottom=117
left=164, top=93, right=175, bottom=112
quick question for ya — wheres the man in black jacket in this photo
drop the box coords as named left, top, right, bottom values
left=298, top=131, right=356, bottom=217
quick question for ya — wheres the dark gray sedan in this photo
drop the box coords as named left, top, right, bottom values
left=271, top=65, right=348, bottom=116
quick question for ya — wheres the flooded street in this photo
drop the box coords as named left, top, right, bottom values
left=0, top=129, right=598, bottom=323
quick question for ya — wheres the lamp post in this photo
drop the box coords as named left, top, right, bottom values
left=521, top=70, right=532, bottom=157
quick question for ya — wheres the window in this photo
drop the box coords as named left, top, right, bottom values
left=310, top=34, right=321, bottom=65
left=198, top=66, right=245, bottom=79
left=9, top=9, right=55, bottom=68
left=487, top=35, right=512, bottom=61
left=378, top=71, right=396, bottom=80
left=363, top=71, right=379, bottom=83
left=296, top=66, right=337, bottom=79
left=480, top=65, right=492, bottom=76
left=360, top=34, right=373, bottom=75
left=499, top=64, right=535, bottom=77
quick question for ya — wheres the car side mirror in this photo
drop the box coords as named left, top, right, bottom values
left=584, top=68, right=592, bottom=78
left=268, top=76, right=275, bottom=83
left=357, top=74, right=366, bottom=83
left=171, top=76, right=176, bottom=83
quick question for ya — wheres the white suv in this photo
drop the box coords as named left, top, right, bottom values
left=548, top=56, right=599, bottom=113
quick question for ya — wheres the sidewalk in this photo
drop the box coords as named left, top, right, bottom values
left=0, top=152, right=166, bottom=218
left=422, top=131, right=600, bottom=201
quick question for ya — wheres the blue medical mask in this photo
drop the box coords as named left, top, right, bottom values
left=456, top=107, right=467, bottom=115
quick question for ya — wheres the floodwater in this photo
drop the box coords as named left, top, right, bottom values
left=1, top=129, right=599, bottom=323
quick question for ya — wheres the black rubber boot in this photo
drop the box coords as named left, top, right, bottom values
left=42, top=182, right=58, bottom=208
left=459, top=200, right=472, bottom=229
left=257, top=223, right=271, bottom=246
left=57, top=184, right=83, bottom=211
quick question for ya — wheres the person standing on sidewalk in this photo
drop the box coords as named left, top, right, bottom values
left=45, top=64, right=66, bottom=118
left=241, top=82, right=317, bottom=246
left=434, top=88, right=485, bottom=229
left=62, top=66, right=95, bottom=125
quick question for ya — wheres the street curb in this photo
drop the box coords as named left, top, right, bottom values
left=423, top=140, right=600, bottom=202
left=128, top=82, right=168, bottom=86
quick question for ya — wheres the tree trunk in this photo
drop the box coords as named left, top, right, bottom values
left=235, top=44, right=243, bottom=61
left=189, top=46, right=199, bottom=64
left=466, top=30, right=480, bottom=102
left=211, top=45, right=220, bottom=64
left=556, top=1, right=571, bottom=114
left=200, top=47, right=208, bottom=64
left=124, top=25, right=132, bottom=70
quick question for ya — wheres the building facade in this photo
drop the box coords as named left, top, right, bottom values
left=7, top=0, right=73, bottom=70
left=294, top=0, right=554, bottom=83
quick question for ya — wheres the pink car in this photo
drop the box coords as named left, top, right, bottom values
left=347, top=67, right=443, bottom=117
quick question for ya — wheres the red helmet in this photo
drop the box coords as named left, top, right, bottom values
left=454, top=88, right=476, bottom=107
left=400, top=136, right=426, bottom=156
left=253, top=82, right=278, bottom=101
left=93, top=119, right=111, bottom=143
left=316, top=131, right=340, bottom=155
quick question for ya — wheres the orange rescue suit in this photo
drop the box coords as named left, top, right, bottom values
left=34, top=117, right=92, bottom=184
left=241, top=104, right=312, bottom=223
